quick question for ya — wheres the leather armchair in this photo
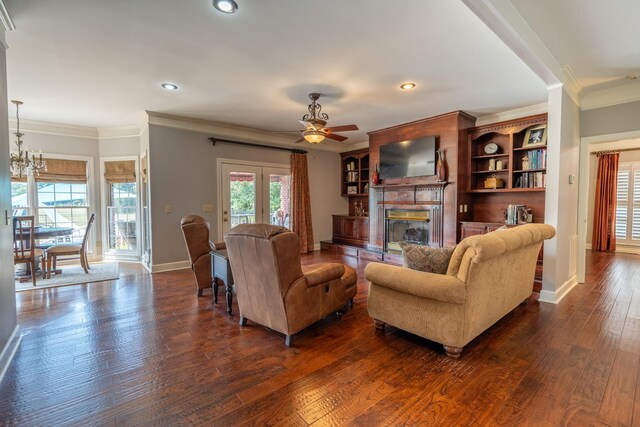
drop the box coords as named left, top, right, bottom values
left=224, top=224, right=357, bottom=346
left=180, top=215, right=225, bottom=296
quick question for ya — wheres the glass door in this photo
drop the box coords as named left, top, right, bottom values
left=220, top=163, right=290, bottom=236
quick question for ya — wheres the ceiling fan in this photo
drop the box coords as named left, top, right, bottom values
left=295, top=93, right=358, bottom=144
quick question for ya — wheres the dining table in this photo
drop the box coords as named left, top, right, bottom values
left=15, top=226, right=74, bottom=281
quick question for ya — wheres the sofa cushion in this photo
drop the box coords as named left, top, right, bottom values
left=399, top=242, right=456, bottom=274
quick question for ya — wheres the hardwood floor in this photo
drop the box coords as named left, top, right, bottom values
left=1, top=251, right=639, bottom=426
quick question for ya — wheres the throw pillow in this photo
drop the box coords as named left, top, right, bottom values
left=399, top=242, right=456, bottom=274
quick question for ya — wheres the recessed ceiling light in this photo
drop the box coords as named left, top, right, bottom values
left=213, top=0, right=238, bottom=13
left=400, top=82, right=416, bottom=90
left=161, top=83, right=178, bottom=91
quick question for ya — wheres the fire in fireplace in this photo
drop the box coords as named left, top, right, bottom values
left=385, top=209, right=430, bottom=252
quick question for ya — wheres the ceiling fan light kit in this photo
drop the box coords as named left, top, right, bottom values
left=213, top=0, right=238, bottom=14
left=302, top=130, right=325, bottom=144
left=296, top=93, right=359, bottom=145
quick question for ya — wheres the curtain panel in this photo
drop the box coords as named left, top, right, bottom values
left=592, top=152, right=620, bottom=251
left=290, top=153, right=314, bottom=253
left=104, top=160, right=136, bottom=184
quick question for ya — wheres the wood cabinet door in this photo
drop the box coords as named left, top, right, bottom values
left=332, top=216, right=344, bottom=238
left=460, top=224, right=486, bottom=239
left=357, top=218, right=369, bottom=240
left=342, top=218, right=356, bottom=239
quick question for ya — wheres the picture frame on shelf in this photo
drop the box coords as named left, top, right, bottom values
left=523, top=125, right=547, bottom=148
left=347, top=186, right=358, bottom=195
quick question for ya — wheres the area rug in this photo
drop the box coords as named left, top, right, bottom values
left=15, top=262, right=120, bottom=292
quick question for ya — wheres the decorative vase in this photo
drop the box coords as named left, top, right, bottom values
left=436, top=149, right=447, bottom=182
left=371, top=164, right=380, bottom=185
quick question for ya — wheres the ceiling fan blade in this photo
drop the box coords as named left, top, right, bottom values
left=299, top=119, right=316, bottom=130
left=326, top=124, right=359, bottom=132
left=325, top=133, right=348, bottom=142
left=294, top=137, right=305, bottom=143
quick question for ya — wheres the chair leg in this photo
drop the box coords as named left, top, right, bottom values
left=31, top=259, right=37, bottom=286
left=41, top=256, right=47, bottom=279
left=47, top=256, right=53, bottom=279
left=81, top=251, right=89, bottom=274
left=53, top=257, right=57, bottom=270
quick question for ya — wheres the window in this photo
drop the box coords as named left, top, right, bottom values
left=10, top=157, right=91, bottom=246
left=107, top=182, right=137, bottom=251
left=616, top=163, right=640, bottom=245
left=10, top=182, right=28, bottom=216
left=37, top=182, right=89, bottom=244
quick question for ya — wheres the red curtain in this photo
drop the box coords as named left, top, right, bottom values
left=290, top=153, right=314, bottom=253
left=592, top=152, right=620, bottom=251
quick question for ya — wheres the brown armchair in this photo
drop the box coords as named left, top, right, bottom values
left=180, top=215, right=225, bottom=297
left=224, top=224, right=357, bottom=346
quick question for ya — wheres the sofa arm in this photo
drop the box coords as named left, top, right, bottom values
left=210, top=241, right=226, bottom=251
left=365, top=263, right=466, bottom=304
left=303, top=263, right=345, bottom=288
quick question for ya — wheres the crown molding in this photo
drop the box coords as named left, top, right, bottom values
left=8, top=118, right=141, bottom=140
left=144, top=111, right=346, bottom=153
left=474, top=102, right=548, bottom=127
left=97, top=126, right=142, bottom=139
left=561, top=65, right=583, bottom=107
left=581, top=80, right=640, bottom=111
left=8, top=118, right=99, bottom=139
left=0, top=1, right=15, bottom=32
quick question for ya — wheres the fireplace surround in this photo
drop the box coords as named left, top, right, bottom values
left=369, top=183, right=446, bottom=251
left=385, top=210, right=430, bottom=252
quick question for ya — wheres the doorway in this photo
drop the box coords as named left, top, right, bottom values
left=218, top=160, right=291, bottom=238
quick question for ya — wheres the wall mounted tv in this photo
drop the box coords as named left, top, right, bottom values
left=379, top=136, right=437, bottom=180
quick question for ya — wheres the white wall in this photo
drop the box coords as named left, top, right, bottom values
left=541, top=86, right=581, bottom=303
left=0, top=26, right=20, bottom=379
left=98, top=135, right=140, bottom=157
left=581, top=101, right=640, bottom=138
left=147, top=124, right=347, bottom=268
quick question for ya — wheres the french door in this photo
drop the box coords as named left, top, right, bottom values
left=220, top=162, right=291, bottom=237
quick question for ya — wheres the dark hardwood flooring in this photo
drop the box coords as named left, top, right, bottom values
left=1, top=251, right=640, bottom=426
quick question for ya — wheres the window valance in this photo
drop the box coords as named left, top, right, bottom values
left=104, top=160, right=136, bottom=184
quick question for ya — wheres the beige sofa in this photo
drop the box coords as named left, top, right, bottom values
left=365, top=223, right=555, bottom=357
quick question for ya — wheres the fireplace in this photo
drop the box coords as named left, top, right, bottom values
left=385, top=209, right=430, bottom=253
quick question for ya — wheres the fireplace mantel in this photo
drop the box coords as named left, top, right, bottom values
left=369, top=183, right=447, bottom=249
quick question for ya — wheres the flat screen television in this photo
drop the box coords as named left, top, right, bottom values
left=379, top=136, right=437, bottom=179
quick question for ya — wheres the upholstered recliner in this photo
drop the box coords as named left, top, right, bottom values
left=224, top=224, right=357, bottom=346
left=180, top=215, right=225, bottom=297
left=366, top=223, right=555, bottom=357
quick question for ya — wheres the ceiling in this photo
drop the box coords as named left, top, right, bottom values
left=3, top=1, right=626, bottom=145
left=511, top=0, right=640, bottom=91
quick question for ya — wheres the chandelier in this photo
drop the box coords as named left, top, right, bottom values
left=9, top=100, right=46, bottom=177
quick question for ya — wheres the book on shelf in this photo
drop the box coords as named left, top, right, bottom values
left=517, top=171, right=546, bottom=188
left=522, top=148, right=546, bottom=170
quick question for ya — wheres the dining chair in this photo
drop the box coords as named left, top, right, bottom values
left=13, top=216, right=45, bottom=286
left=44, top=213, right=96, bottom=279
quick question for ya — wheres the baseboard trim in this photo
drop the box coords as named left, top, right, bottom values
left=313, top=243, right=321, bottom=252
left=616, top=245, right=640, bottom=255
left=539, top=275, right=578, bottom=304
left=0, top=325, right=21, bottom=384
left=151, top=260, right=191, bottom=273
